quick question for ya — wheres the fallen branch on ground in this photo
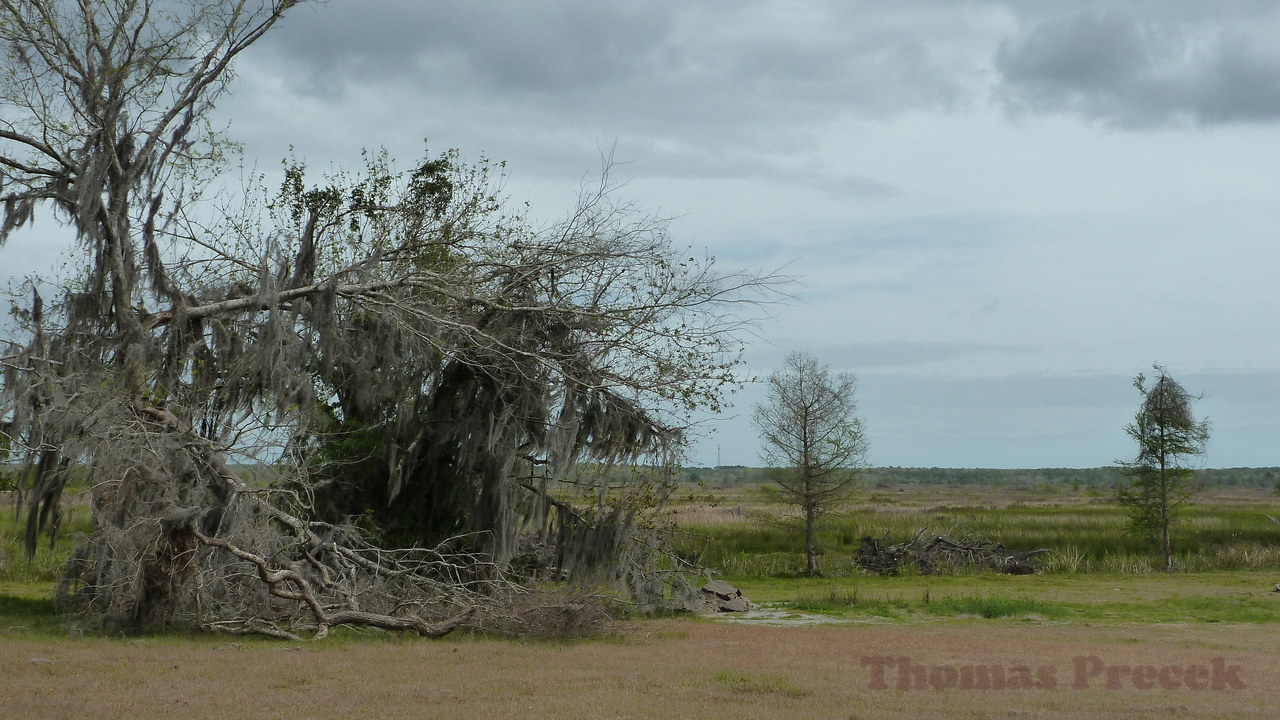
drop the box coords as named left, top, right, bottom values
left=188, top=522, right=475, bottom=639
left=856, top=530, right=1050, bottom=575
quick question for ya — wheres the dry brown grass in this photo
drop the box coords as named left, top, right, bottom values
left=663, top=501, right=779, bottom=527
left=2, top=620, right=1277, bottom=719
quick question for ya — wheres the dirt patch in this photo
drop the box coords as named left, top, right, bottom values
left=2, top=621, right=1277, bottom=719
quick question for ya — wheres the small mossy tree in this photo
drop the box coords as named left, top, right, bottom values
left=1116, top=366, right=1211, bottom=572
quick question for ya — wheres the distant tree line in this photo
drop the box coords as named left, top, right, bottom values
left=682, top=466, right=1280, bottom=491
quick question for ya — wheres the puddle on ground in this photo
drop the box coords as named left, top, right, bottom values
left=708, top=603, right=849, bottom=626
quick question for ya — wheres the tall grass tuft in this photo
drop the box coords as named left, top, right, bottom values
left=936, top=593, right=1066, bottom=619
left=1042, top=546, right=1087, bottom=574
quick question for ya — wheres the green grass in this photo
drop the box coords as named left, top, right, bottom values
left=789, top=585, right=1064, bottom=620
left=674, top=487, right=1280, bottom=577
left=5, top=483, right=1280, bottom=642
left=1, top=499, right=92, bottom=585
left=0, top=584, right=63, bottom=634
left=704, top=670, right=809, bottom=698
left=934, top=593, right=1067, bottom=619
left=732, top=571, right=1280, bottom=625
left=790, top=586, right=914, bottom=617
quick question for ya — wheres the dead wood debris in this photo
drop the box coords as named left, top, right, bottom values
left=855, top=530, right=1050, bottom=575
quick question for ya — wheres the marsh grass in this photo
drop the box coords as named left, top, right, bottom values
left=672, top=485, right=1280, bottom=577
left=789, top=587, right=913, bottom=617
left=5, top=483, right=1280, bottom=641
left=789, top=585, right=1068, bottom=620
left=738, top=570, right=1280, bottom=625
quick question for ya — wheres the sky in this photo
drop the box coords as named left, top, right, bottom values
left=4, top=0, right=1280, bottom=469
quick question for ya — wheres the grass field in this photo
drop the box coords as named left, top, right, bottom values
left=3, top=618, right=1278, bottom=718
left=666, top=483, right=1280, bottom=576
left=3, top=482, right=1280, bottom=718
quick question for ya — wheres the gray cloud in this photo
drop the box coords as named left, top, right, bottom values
left=266, top=1, right=974, bottom=106
left=238, top=0, right=982, bottom=185
left=743, top=341, right=1032, bottom=376
left=267, top=1, right=674, bottom=96
left=827, top=341, right=1033, bottom=371
left=995, top=8, right=1280, bottom=127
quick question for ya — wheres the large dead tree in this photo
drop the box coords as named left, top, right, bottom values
left=0, top=1, right=776, bottom=637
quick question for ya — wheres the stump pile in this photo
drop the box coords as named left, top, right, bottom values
left=856, top=531, right=1049, bottom=575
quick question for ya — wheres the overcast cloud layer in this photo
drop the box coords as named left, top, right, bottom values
left=5, top=1, right=1278, bottom=468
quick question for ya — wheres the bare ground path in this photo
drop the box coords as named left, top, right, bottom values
left=2, top=620, right=1277, bottom=719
